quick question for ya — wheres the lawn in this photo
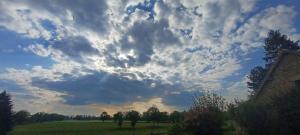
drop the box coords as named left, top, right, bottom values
left=9, top=120, right=237, bottom=135
left=8, top=121, right=171, bottom=135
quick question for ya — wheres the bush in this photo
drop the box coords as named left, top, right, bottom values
left=235, top=88, right=300, bottom=135
left=184, top=93, right=225, bottom=135
left=235, top=101, right=279, bottom=135
left=272, top=88, right=300, bottom=135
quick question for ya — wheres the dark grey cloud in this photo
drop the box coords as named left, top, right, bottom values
left=30, top=71, right=196, bottom=108
left=51, top=36, right=99, bottom=59
left=18, top=0, right=108, bottom=33
left=31, top=71, right=171, bottom=105
left=107, top=19, right=179, bottom=67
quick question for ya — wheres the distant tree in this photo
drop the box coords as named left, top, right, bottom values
left=247, top=66, right=267, bottom=96
left=142, top=112, right=150, bottom=122
left=114, top=112, right=124, bottom=128
left=113, top=113, right=118, bottom=123
left=73, top=115, right=98, bottom=120
left=126, top=110, right=140, bottom=128
left=159, top=112, right=169, bottom=122
left=100, top=112, right=109, bottom=122
left=30, top=112, right=65, bottom=122
left=169, top=111, right=183, bottom=123
left=13, top=110, right=30, bottom=125
left=146, top=106, right=161, bottom=126
left=264, top=30, right=299, bottom=64
left=0, top=91, right=13, bottom=135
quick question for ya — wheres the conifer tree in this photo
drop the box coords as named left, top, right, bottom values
left=0, top=91, right=13, bottom=135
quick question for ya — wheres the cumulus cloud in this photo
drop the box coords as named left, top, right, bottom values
left=110, top=19, right=179, bottom=67
left=51, top=36, right=99, bottom=59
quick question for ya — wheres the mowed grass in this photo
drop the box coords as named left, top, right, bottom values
left=9, top=120, right=171, bottom=135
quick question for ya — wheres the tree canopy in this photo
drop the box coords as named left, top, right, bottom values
left=13, top=110, right=31, bottom=125
left=0, top=91, right=13, bottom=135
left=247, top=66, right=267, bottom=96
left=100, top=112, right=110, bottom=122
left=126, top=110, right=140, bottom=128
left=264, top=30, right=299, bottom=64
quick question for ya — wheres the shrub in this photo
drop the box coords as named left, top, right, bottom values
left=184, top=92, right=225, bottom=135
left=235, top=88, right=300, bottom=135
left=235, top=101, right=279, bottom=135
left=272, top=88, right=300, bottom=135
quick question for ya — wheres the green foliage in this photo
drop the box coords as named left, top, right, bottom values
left=185, top=92, right=225, bottom=135
left=169, top=111, right=183, bottom=123
left=235, top=101, right=278, bottom=135
left=272, top=88, right=300, bottom=134
left=159, top=112, right=169, bottom=122
left=234, top=88, right=300, bottom=135
left=145, top=106, right=161, bottom=125
left=264, top=30, right=299, bottom=64
left=126, top=110, right=140, bottom=128
left=30, top=112, right=66, bottom=123
left=13, top=110, right=30, bottom=125
left=100, top=112, right=110, bottom=122
left=247, top=66, right=267, bottom=96
left=113, top=112, right=124, bottom=128
left=73, top=115, right=98, bottom=120
left=0, top=91, right=13, bottom=135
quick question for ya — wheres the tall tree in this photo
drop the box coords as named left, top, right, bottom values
left=114, top=112, right=124, bottom=128
left=0, top=91, right=13, bottom=135
left=247, top=66, right=267, bottom=96
left=169, top=111, right=183, bottom=123
left=264, top=30, right=299, bottom=64
left=126, top=110, right=140, bottom=128
left=146, top=106, right=161, bottom=126
left=100, top=112, right=109, bottom=122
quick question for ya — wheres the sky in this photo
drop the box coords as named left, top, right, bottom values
left=0, top=0, right=300, bottom=115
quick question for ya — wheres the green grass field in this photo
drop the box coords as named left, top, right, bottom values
left=9, top=121, right=171, bottom=135
left=9, top=120, right=236, bottom=135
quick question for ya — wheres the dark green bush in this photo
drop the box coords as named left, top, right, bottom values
left=272, top=88, right=300, bottom=135
left=235, top=101, right=279, bottom=135
left=185, top=93, right=225, bottom=135
left=235, top=88, right=300, bottom=135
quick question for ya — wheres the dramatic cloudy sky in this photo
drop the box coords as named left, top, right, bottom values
left=0, top=0, right=300, bottom=115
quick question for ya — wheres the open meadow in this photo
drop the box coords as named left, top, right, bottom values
left=8, top=121, right=172, bottom=135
